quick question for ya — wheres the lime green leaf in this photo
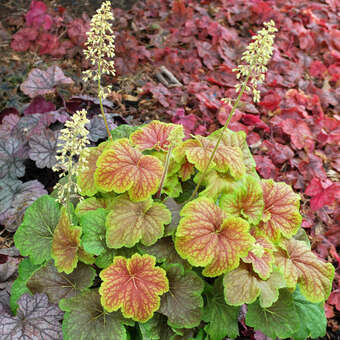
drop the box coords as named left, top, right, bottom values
left=94, top=139, right=163, bottom=201
left=223, top=263, right=285, bottom=308
left=291, top=287, right=327, bottom=340
left=208, top=128, right=257, bottom=176
left=203, top=278, right=239, bottom=340
left=259, top=179, right=302, bottom=242
left=197, top=170, right=236, bottom=200
left=51, top=208, right=81, bottom=274
left=60, top=289, right=131, bottom=340
left=10, top=258, right=41, bottom=313
left=27, top=261, right=95, bottom=304
left=139, top=313, right=174, bottom=339
left=220, top=175, right=264, bottom=225
left=175, top=198, right=254, bottom=277
left=245, top=289, right=299, bottom=339
left=106, top=195, right=171, bottom=248
left=111, top=124, right=139, bottom=140
left=275, top=239, right=334, bottom=302
left=79, top=208, right=108, bottom=255
left=99, top=254, right=169, bottom=322
left=158, top=263, right=204, bottom=328
left=14, top=195, right=60, bottom=265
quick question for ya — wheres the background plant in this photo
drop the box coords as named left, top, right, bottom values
left=3, top=13, right=335, bottom=340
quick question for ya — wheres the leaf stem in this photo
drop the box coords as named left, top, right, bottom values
left=188, top=74, right=250, bottom=201
left=97, top=62, right=113, bottom=141
left=156, top=146, right=173, bottom=199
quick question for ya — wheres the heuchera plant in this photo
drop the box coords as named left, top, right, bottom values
left=7, top=3, right=334, bottom=340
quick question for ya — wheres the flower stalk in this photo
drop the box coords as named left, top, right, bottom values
left=189, top=20, right=277, bottom=201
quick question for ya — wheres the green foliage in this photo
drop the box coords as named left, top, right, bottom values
left=11, top=18, right=334, bottom=340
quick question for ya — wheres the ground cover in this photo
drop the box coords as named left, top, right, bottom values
left=0, top=0, right=339, bottom=339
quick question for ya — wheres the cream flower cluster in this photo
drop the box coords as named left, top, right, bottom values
left=233, top=20, right=277, bottom=103
left=52, top=109, right=90, bottom=204
left=82, top=0, right=115, bottom=99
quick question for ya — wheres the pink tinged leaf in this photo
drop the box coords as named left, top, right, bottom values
left=242, top=233, right=274, bottom=280
left=10, top=27, right=38, bottom=52
left=175, top=136, right=245, bottom=179
left=175, top=198, right=254, bottom=277
left=99, top=254, right=169, bottom=322
left=178, top=159, right=195, bottom=181
left=275, top=239, right=335, bottom=302
left=106, top=194, right=171, bottom=248
left=77, top=147, right=102, bottom=196
left=258, top=179, right=302, bottom=242
left=51, top=208, right=81, bottom=274
left=20, top=65, right=74, bottom=98
left=130, top=120, right=182, bottom=152
left=220, top=175, right=264, bottom=225
left=94, top=139, right=163, bottom=201
left=223, top=263, right=285, bottom=307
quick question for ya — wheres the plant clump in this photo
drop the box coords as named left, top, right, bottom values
left=6, top=6, right=335, bottom=340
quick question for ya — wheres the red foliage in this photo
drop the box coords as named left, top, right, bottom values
left=11, top=1, right=89, bottom=56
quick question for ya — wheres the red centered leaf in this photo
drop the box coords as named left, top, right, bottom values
left=175, top=198, right=254, bottom=277
left=51, top=208, right=81, bottom=274
left=99, top=253, right=169, bottom=322
left=77, top=147, right=102, bottom=196
left=130, top=120, right=184, bottom=151
left=106, top=194, right=171, bottom=248
left=258, top=179, right=302, bottom=242
left=174, top=136, right=245, bottom=179
left=275, top=239, right=335, bottom=303
left=94, top=139, right=163, bottom=201
left=242, top=233, right=274, bottom=280
left=223, top=263, right=285, bottom=307
left=220, top=175, right=264, bottom=225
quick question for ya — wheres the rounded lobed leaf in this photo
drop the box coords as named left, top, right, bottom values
left=175, top=198, right=254, bottom=277
left=14, top=195, right=60, bottom=265
left=258, top=179, right=302, bottom=242
left=245, top=289, right=299, bottom=340
left=275, top=239, right=335, bottom=302
left=291, top=287, right=327, bottom=340
left=174, top=136, right=245, bottom=179
left=94, top=139, right=163, bottom=201
left=99, top=253, right=169, bottom=322
left=158, top=263, right=204, bottom=328
left=60, top=289, right=130, bottom=340
left=242, top=232, right=274, bottom=280
left=75, top=197, right=108, bottom=217
left=79, top=208, right=108, bottom=255
left=77, top=147, right=102, bottom=196
left=203, top=278, right=240, bottom=340
left=27, top=261, right=96, bottom=304
left=130, top=120, right=184, bottom=151
left=51, top=208, right=81, bottom=274
left=220, top=175, right=264, bottom=225
left=223, top=263, right=285, bottom=308
left=106, top=195, right=171, bottom=248
left=0, top=293, right=63, bottom=340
